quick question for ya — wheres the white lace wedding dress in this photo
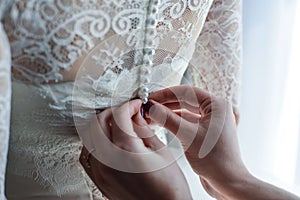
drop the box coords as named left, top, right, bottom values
left=0, top=0, right=242, bottom=199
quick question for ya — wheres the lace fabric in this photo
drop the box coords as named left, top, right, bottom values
left=189, top=0, right=242, bottom=111
left=0, top=22, right=11, bottom=200
left=0, top=0, right=242, bottom=199
left=2, top=0, right=216, bottom=84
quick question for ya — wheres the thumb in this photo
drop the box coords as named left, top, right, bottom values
left=132, top=111, right=165, bottom=150
left=149, top=101, right=199, bottom=149
left=148, top=102, right=188, bottom=134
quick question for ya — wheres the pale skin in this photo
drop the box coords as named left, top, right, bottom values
left=80, top=86, right=300, bottom=200
left=80, top=99, right=192, bottom=200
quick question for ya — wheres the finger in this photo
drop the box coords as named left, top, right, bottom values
left=173, top=109, right=201, bottom=123
left=78, top=109, right=112, bottom=153
left=149, top=102, right=193, bottom=133
left=111, top=99, right=145, bottom=150
left=82, top=112, right=117, bottom=165
left=149, top=86, right=211, bottom=108
left=131, top=109, right=154, bottom=139
left=149, top=102, right=200, bottom=146
left=132, top=111, right=165, bottom=150
left=161, top=101, right=200, bottom=114
left=96, top=107, right=114, bottom=140
left=142, top=134, right=166, bottom=151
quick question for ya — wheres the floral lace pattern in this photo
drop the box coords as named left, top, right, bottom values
left=2, top=0, right=213, bottom=83
left=0, top=23, right=11, bottom=200
left=189, top=0, right=242, bottom=110
left=0, top=0, right=242, bottom=199
left=3, top=0, right=146, bottom=82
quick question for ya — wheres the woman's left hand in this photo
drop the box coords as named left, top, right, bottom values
left=79, top=99, right=192, bottom=200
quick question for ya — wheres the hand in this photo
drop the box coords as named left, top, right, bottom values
left=148, top=86, right=250, bottom=199
left=79, top=99, right=192, bottom=200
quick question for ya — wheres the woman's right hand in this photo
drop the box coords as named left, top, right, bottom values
left=148, top=86, right=250, bottom=199
left=149, top=86, right=300, bottom=200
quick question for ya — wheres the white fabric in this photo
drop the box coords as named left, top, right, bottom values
left=0, top=22, right=11, bottom=200
left=189, top=0, right=242, bottom=110
left=0, top=0, right=242, bottom=199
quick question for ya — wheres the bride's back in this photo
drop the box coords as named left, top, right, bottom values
left=0, top=0, right=241, bottom=199
left=3, top=0, right=209, bottom=83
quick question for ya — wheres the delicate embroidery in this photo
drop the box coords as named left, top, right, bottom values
left=2, top=0, right=212, bottom=83
left=189, top=0, right=242, bottom=109
left=0, top=0, right=242, bottom=199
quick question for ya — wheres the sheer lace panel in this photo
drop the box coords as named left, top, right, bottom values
left=188, top=0, right=242, bottom=110
left=0, top=0, right=14, bottom=20
left=0, top=0, right=243, bottom=199
left=0, top=23, right=11, bottom=200
left=3, top=0, right=147, bottom=83
left=2, top=0, right=214, bottom=84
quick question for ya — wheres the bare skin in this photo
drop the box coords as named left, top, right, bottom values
left=149, top=86, right=300, bottom=200
left=80, top=86, right=300, bottom=200
left=80, top=99, right=192, bottom=200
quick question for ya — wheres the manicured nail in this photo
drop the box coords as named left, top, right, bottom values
left=140, top=106, right=145, bottom=118
left=140, top=101, right=153, bottom=118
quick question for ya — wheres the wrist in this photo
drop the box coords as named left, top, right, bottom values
left=198, top=167, right=254, bottom=200
left=221, top=173, right=259, bottom=200
left=202, top=167, right=254, bottom=200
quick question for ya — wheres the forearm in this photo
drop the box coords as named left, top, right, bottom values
left=223, top=175, right=300, bottom=200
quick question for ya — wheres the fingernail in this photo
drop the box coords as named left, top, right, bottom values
left=141, top=101, right=153, bottom=119
left=144, top=101, right=153, bottom=113
left=140, top=106, right=145, bottom=118
left=148, top=104, right=166, bottom=126
left=137, top=111, right=148, bottom=126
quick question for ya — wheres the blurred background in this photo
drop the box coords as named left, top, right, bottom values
left=239, top=0, right=300, bottom=195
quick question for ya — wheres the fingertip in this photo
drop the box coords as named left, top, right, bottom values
left=149, top=99, right=158, bottom=105
left=148, top=102, right=162, bottom=117
left=132, top=109, right=148, bottom=126
left=148, top=103, right=169, bottom=125
left=130, top=98, right=143, bottom=107
left=120, top=99, right=142, bottom=117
